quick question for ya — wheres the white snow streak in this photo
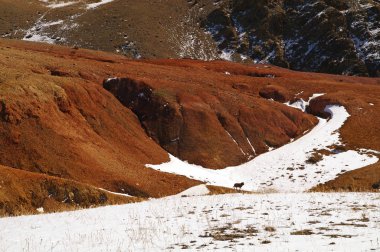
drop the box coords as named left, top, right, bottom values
left=86, top=0, right=115, bottom=9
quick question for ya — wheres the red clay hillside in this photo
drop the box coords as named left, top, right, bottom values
left=0, top=38, right=379, bottom=215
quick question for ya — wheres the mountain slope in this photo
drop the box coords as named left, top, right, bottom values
left=0, top=38, right=379, bottom=216
left=0, top=39, right=200, bottom=202
left=1, top=0, right=378, bottom=76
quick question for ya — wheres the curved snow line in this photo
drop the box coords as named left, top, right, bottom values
left=39, top=0, right=78, bottom=9
left=175, top=184, right=210, bottom=197
left=98, top=188, right=132, bottom=198
left=86, top=0, right=115, bottom=9
left=147, top=105, right=379, bottom=192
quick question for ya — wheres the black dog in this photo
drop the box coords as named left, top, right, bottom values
left=372, top=182, right=380, bottom=190
left=233, top=182, right=244, bottom=190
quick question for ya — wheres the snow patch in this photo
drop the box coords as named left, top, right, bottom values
left=220, top=50, right=233, bottom=61
left=98, top=188, right=132, bottom=198
left=47, top=1, right=78, bottom=8
left=23, top=19, right=65, bottom=44
left=176, top=184, right=209, bottom=197
left=246, top=137, right=256, bottom=155
left=225, top=130, right=247, bottom=156
left=104, top=77, right=119, bottom=83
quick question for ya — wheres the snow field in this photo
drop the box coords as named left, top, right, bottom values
left=1, top=193, right=379, bottom=251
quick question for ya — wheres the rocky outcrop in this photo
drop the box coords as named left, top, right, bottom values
left=200, top=0, right=380, bottom=76
left=104, top=77, right=183, bottom=156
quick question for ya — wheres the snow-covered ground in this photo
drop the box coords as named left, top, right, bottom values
left=147, top=104, right=379, bottom=192
left=1, top=192, right=379, bottom=251
left=23, top=19, right=64, bottom=44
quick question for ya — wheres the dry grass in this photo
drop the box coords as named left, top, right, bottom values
left=206, top=185, right=252, bottom=195
left=291, top=229, right=314, bottom=235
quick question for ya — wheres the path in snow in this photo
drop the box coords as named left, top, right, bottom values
left=1, top=193, right=379, bottom=251
left=147, top=105, right=379, bottom=192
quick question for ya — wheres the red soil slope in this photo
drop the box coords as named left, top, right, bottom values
left=0, top=164, right=138, bottom=216
left=0, top=39, right=379, bottom=215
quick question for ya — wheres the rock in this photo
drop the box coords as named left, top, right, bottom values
left=103, top=77, right=183, bottom=156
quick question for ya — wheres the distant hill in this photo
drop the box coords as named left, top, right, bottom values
left=1, top=0, right=379, bottom=76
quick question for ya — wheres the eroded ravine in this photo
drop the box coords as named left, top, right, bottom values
left=146, top=100, right=379, bottom=192
left=103, top=77, right=318, bottom=169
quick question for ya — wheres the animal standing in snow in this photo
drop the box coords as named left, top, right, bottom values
left=372, top=181, right=380, bottom=190
left=233, top=182, right=244, bottom=191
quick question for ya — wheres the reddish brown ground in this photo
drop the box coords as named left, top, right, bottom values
left=0, top=164, right=140, bottom=216
left=0, top=39, right=379, bottom=214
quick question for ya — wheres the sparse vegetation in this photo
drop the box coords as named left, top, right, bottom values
left=291, top=229, right=314, bottom=235
left=306, top=152, right=323, bottom=164
left=1, top=192, right=380, bottom=251
left=264, top=226, right=276, bottom=232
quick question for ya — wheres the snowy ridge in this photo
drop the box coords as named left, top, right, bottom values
left=175, top=184, right=210, bottom=197
left=147, top=104, right=378, bottom=192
